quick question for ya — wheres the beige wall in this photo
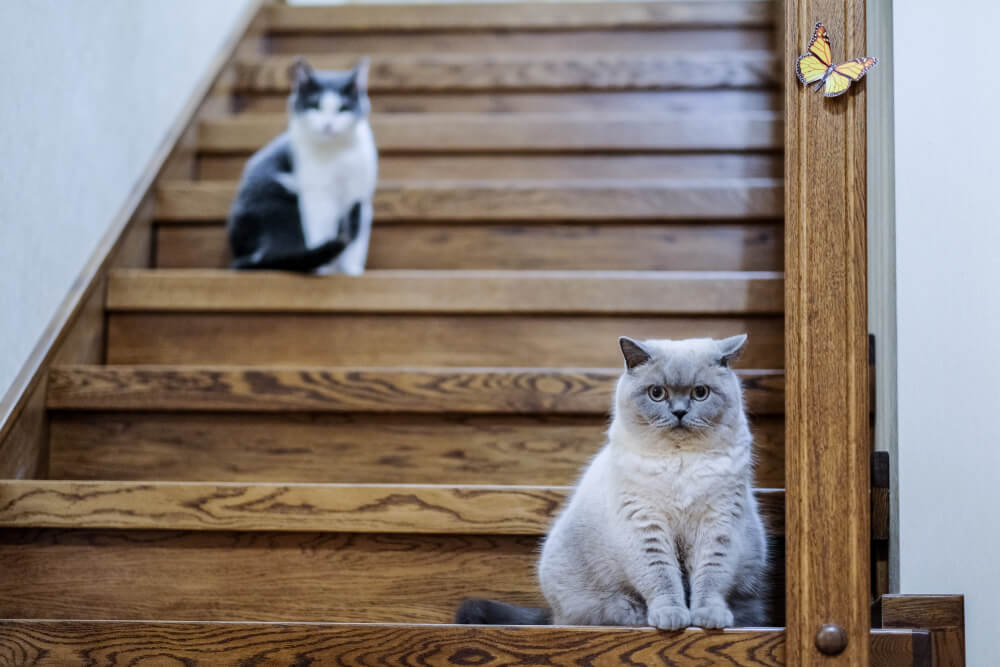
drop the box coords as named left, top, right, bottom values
left=0, top=0, right=253, bottom=399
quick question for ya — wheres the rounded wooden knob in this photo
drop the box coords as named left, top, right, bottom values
left=815, top=624, right=848, bottom=656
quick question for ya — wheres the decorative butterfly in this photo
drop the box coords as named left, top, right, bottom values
left=796, top=22, right=878, bottom=97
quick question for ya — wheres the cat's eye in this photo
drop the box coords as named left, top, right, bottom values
left=647, top=386, right=667, bottom=402
left=691, top=385, right=711, bottom=401
left=339, top=103, right=353, bottom=112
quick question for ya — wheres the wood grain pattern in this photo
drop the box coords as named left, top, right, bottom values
left=237, top=89, right=781, bottom=114
left=198, top=112, right=783, bottom=154
left=158, top=178, right=784, bottom=222
left=0, top=529, right=544, bottom=623
left=0, top=481, right=574, bottom=534
left=48, top=411, right=787, bottom=487
left=266, top=28, right=776, bottom=55
left=930, top=628, right=965, bottom=667
left=880, top=595, right=965, bottom=630
left=784, top=1, right=871, bottom=665
left=0, top=622, right=931, bottom=667
left=198, top=153, right=783, bottom=181
left=0, top=480, right=784, bottom=535
left=0, top=529, right=784, bottom=625
left=0, top=621, right=788, bottom=666
left=157, top=222, right=784, bottom=271
left=233, top=51, right=778, bottom=93
left=105, top=313, right=786, bottom=367
left=265, top=1, right=776, bottom=32
left=105, top=269, right=784, bottom=315
left=48, top=366, right=785, bottom=414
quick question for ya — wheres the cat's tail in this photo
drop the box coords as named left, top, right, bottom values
left=232, top=239, right=346, bottom=272
left=232, top=202, right=363, bottom=273
left=455, top=599, right=551, bottom=625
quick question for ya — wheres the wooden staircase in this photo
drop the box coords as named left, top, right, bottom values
left=0, top=2, right=963, bottom=665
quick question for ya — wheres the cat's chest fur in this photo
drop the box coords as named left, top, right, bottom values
left=289, top=122, right=377, bottom=249
left=611, top=444, right=749, bottom=526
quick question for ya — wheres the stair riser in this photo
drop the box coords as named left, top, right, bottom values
left=0, top=529, right=784, bottom=625
left=236, top=90, right=781, bottom=114
left=49, top=412, right=786, bottom=487
left=197, top=115, right=783, bottom=155
left=156, top=223, right=784, bottom=271
left=197, top=153, right=782, bottom=181
left=231, top=53, right=777, bottom=94
left=105, top=314, right=785, bottom=367
left=266, top=29, right=775, bottom=55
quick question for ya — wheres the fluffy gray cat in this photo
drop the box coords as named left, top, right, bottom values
left=457, top=335, right=768, bottom=629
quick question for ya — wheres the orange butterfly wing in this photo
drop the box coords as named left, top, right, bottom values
left=825, top=56, right=878, bottom=97
left=796, top=22, right=833, bottom=85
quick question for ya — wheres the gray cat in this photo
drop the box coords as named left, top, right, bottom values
left=457, top=335, right=768, bottom=629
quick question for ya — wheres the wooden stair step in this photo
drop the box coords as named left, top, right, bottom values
left=49, top=410, right=786, bottom=487
left=106, top=269, right=783, bottom=314
left=0, top=480, right=785, bottom=623
left=105, top=313, right=784, bottom=367
left=264, top=2, right=775, bottom=32
left=0, top=621, right=930, bottom=666
left=196, top=112, right=783, bottom=154
left=47, top=366, right=785, bottom=487
left=267, top=29, right=776, bottom=56
left=232, top=51, right=778, bottom=93
left=46, top=366, right=785, bottom=487
left=157, top=178, right=784, bottom=222
left=48, top=365, right=785, bottom=414
left=157, top=221, right=784, bottom=271
left=0, top=480, right=784, bottom=534
left=103, top=269, right=785, bottom=368
left=199, top=152, right=782, bottom=181
left=239, top=90, right=781, bottom=114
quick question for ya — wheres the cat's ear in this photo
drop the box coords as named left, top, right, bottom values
left=619, top=336, right=652, bottom=371
left=717, top=334, right=748, bottom=367
left=352, top=57, right=370, bottom=94
left=289, top=57, right=314, bottom=90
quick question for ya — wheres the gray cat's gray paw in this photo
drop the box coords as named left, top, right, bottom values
left=690, top=604, right=734, bottom=629
left=647, top=602, right=690, bottom=630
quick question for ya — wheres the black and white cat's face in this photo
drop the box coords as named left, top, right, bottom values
left=616, top=335, right=748, bottom=438
left=288, top=57, right=370, bottom=141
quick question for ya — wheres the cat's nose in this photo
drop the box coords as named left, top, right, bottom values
left=672, top=409, right=687, bottom=420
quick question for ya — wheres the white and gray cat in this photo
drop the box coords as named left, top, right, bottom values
left=457, top=335, right=769, bottom=629
left=228, top=57, right=378, bottom=274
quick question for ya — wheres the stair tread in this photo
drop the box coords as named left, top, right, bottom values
left=265, top=1, right=774, bottom=32
left=48, top=365, right=785, bottom=414
left=0, top=480, right=785, bottom=534
left=105, top=268, right=783, bottom=314
left=232, top=51, right=778, bottom=93
left=0, top=620, right=929, bottom=666
left=197, top=111, right=782, bottom=154
left=157, top=176, right=783, bottom=222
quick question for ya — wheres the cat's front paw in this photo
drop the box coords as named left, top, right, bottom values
left=647, top=602, right=690, bottom=631
left=690, top=604, right=734, bottom=629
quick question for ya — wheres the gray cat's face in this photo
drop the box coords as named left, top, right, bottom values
left=288, top=57, right=370, bottom=140
left=615, top=335, right=747, bottom=438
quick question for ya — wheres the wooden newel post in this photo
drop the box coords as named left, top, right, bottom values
left=784, top=0, right=871, bottom=665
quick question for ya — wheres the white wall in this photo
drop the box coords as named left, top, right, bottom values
left=894, top=2, right=1000, bottom=664
left=0, top=0, right=253, bottom=400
